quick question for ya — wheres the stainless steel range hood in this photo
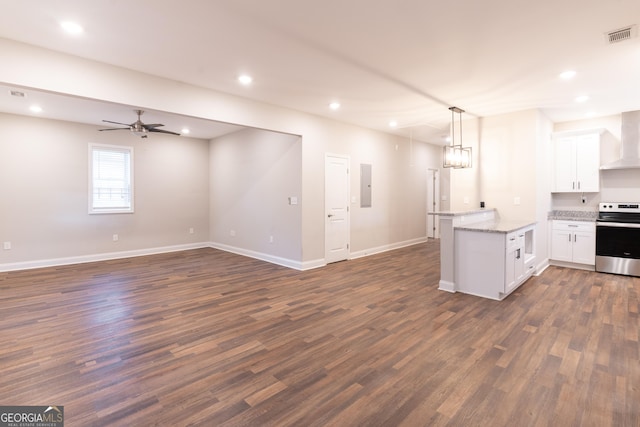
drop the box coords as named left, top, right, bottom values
left=601, top=110, right=640, bottom=170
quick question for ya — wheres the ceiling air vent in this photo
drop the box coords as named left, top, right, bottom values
left=606, top=25, right=636, bottom=44
left=9, top=90, right=26, bottom=97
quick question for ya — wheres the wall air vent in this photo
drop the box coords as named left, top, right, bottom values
left=606, top=25, right=636, bottom=44
left=9, top=90, right=26, bottom=97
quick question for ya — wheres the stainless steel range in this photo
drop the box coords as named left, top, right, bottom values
left=596, top=202, right=640, bottom=276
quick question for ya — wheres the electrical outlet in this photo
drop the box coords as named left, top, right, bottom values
left=3, top=241, right=11, bottom=250
left=463, top=197, right=469, bottom=204
left=112, top=234, right=118, bottom=242
left=269, top=235, right=274, bottom=244
left=514, top=197, right=521, bottom=205
left=230, top=230, right=236, bottom=237
left=189, top=227, right=194, bottom=234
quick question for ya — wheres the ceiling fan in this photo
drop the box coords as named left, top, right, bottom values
left=99, top=109, right=180, bottom=138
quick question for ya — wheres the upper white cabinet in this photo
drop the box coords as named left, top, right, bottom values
left=552, top=131, right=601, bottom=193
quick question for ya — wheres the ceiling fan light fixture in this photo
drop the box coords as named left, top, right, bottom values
left=99, top=109, right=180, bottom=138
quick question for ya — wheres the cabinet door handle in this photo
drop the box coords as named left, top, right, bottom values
left=516, top=248, right=521, bottom=259
left=574, top=234, right=577, bottom=242
left=568, top=234, right=571, bottom=242
left=577, top=181, right=581, bottom=190
left=572, top=181, right=575, bottom=190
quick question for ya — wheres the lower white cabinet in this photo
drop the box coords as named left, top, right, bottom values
left=505, top=232, right=526, bottom=294
left=550, top=220, right=595, bottom=265
left=454, top=224, right=536, bottom=300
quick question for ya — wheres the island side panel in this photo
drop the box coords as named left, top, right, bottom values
left=438, top=216, right=455, bottom=292
left=454, top=229, right=506, bottom=300
left=436, top=209, right=497, bottom=292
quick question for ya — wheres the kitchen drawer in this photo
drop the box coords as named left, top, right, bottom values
left=506, top=231, right=523, bottom=252
left=551, top=220, right=595, bottom=232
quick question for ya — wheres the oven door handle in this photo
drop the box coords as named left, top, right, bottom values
left=597, top=221, right=640, bottom=228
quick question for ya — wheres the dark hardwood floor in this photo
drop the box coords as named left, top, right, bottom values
left=1, top=241, right=639, bottom=426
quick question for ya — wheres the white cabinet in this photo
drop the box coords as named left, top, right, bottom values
left=505, top=231, right=526, bottom=294
left=550, top=220, right=595, bottom=265
left=552, top=131, right=600, bottom=193
left=455, top=224, right=536, bottom=300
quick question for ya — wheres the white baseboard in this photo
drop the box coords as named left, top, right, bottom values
left=208, top=242, right=309, bottom=270
left=0, top=242, right=210, bottom=272
left=438, top=280, right=456, bottom=293
left=534, top=258, right=550, bottom=276
left=548, top=259, right=595, bottom=272
left=1, top=238, right=429, bottom=274
left=349, top=237, right=428, bottom=260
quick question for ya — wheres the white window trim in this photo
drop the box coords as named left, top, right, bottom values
left=88, top=143, right=134, bottom=214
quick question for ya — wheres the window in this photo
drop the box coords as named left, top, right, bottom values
left=89, top=143, right=133, bottom=214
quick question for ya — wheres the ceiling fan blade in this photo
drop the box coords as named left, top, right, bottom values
left=143, top=123, right=164, bottom=128
left=102, top=119, right=132, bottom=126
left=149, top=128, right=181, bottom=136
left=99, top=127, right=130, bottom=131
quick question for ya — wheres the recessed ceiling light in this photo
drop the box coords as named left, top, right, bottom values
left=559, top=70, right=576, bottom=80
left=60, top=21, right=84, bottom=35
left=29, top=105, right=43, bottom=113
left=181, top=128, right=190, bottom=134
left=575, top=95, right=589, bottom=103
left=329, top=102, right=340, bottom=110
left=238, top=75, right=253, bottom=85
left=389, top=120, right=398, bottom=128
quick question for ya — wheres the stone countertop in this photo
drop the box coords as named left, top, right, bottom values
left=547, top=210, right=597, bottom=222
left=428, top=208, right=496, bottom=217
left=455, top=219, right=536, bottom=234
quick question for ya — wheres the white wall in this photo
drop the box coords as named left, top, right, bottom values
left=0, top=113, right=210, bottom=269
left=449, top=109, right=553, bottom=267
left=209, top=128, right=303, bottom=266
left=0, top=38, right=445, bottom=268
left=535, top=110, right=553, bottom=265
left=348, top=131, right=443, bottom=255
left=451, top=110, right=542, bottom=220
left=448, top=117, right=482, bottom=210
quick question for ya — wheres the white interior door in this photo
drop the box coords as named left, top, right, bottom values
left=325, top=154, right=350, bottom=263
left=427, top=168, right=440, bottom=239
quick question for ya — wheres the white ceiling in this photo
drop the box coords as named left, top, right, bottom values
left=0, top=0, right=639, bottom=142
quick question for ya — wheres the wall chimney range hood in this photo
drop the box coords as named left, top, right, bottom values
left=600, top=110, right=640, bottom=170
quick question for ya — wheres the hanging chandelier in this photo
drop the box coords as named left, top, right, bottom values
left=443, top=106, right=472, bottom=168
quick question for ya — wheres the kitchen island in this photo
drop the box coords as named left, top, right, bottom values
left=430, top=209, right=536, bottom=300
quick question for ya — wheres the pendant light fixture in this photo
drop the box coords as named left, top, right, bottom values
left=443, top=106, right=472, bottom=168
